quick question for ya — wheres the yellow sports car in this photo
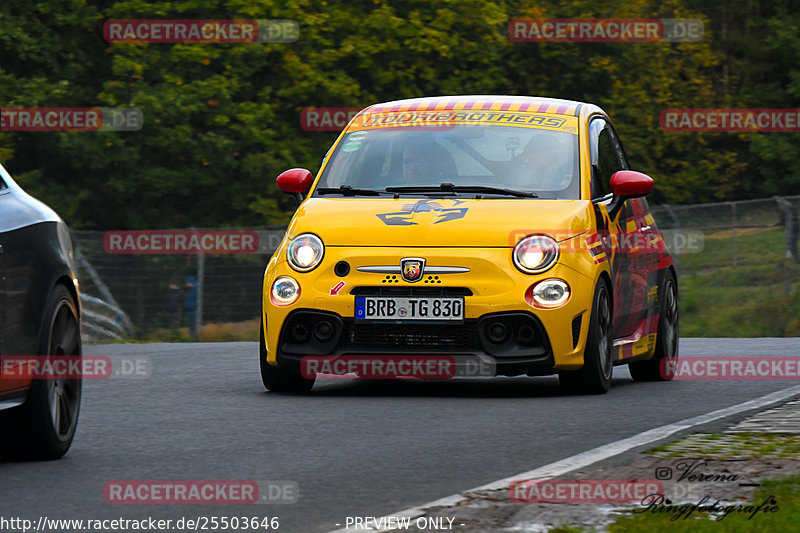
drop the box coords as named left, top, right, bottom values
left=261, top=95, right=678, bottom=394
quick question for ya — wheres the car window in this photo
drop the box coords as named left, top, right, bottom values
left=316, top=123, right=581, bottom=199
left=589, top=118, right=627, bottom=199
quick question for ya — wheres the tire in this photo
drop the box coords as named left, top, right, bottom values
left=559, top=279, right=613, bottom=395
left=629, top=271, right=679, bottom=382
left=259, top=324, right=314, bottom=393
left=0, top=285, right=82, bottom=460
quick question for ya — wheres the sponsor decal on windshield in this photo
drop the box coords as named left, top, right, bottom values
left=349, top=110, right=578, bottom=134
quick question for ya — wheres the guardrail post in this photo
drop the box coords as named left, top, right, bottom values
left=775, top=196, right=797, bottom=295
left=729, top=201, right=738, bottom=267
left=775, top=196, right=798, bottom=263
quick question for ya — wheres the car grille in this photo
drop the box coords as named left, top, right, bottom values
left=341, top=322, right=480, bottom=351
left=351, top=286, right=473, bottom=296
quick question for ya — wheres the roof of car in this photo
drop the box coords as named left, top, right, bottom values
left=361, top=95, right=586, bottom=117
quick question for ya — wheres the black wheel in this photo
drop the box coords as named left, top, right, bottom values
left=559, top=279, right=613, bottom=395
left=629, top=271, right=679, bottom=381
left=259, top=324, right=314, bottom=393
left=0, top=285, right=82, bottom=460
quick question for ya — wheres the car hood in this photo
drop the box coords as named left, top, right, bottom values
left=287, top=198, right=592, bottom=247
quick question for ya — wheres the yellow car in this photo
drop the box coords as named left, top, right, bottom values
left=261, top=95, right=678, bottom=394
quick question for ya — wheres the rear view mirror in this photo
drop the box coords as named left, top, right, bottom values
left=610, top=170, right=654, bottom=198
left=607, top=170, right=654, bottom=219
left=277, top=168, right=313, bottom=205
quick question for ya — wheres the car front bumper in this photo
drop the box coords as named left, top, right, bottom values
left=262, top=245, right=601, bottom=375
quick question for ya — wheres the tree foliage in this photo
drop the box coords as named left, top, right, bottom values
left=0, top=0, right=798, bottom=229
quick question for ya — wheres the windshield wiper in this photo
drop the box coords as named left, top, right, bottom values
left=385, top=183, right=538, bottom=198
left=316, top=185, right=384, bottom=196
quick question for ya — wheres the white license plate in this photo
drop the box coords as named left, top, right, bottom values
left=354, top=296, right=464, bottom=321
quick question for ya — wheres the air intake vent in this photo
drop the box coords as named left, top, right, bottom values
left=571, top=314, right=583, bottom=348
left=351, top=286, right=472, bottom=296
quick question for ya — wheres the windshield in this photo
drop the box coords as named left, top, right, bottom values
left=315, top=114, right=580, bottom=199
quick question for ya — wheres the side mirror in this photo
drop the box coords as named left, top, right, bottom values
left=607, top=170, right=654, bottom=219
left=277, top=168, right=313, bottom=206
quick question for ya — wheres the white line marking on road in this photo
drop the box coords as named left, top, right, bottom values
left=327, top=383, right=800, bottom=532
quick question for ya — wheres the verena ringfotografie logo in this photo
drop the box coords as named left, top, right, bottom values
left=0, top=108, right=142, bottom=132
left=301, top=355, right=495, bottom=380
left=0, top=355, right=151, bottom=380
left=661, top=356, right=800, bottom=380
left=661, top=108, right=800, bottom=132
left=635, top=494, right=779, bottom=521
left=104, top=230, right=259, bottom=254
left=509, top=479, right=664, bottom=503
left=103, top=20, right=298, bottom=43
left=301, top=107, right=362, bottom=131
left=104, top=480, right=299, bottom=504
left=509, top=18, right=703, bottom=42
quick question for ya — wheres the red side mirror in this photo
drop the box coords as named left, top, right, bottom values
left=277, top=168, right=313, bottom=195
left=610, top=170, right=654, bottom=198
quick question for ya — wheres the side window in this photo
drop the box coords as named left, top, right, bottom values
left=589, top=118, right=627, bottom=199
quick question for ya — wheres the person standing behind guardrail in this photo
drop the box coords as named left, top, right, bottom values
left=185, top=276, right=198, bottom=339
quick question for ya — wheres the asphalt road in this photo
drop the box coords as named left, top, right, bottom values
left=1, top=339, right=800, bottom=533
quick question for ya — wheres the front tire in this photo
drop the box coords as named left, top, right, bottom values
left=629, top=271, right=679, bottom=381
left=0, top=285, right=82, bottom=460
left=259, top=325, right=314, bottom=393
left=559, top=279, right=613, bottom=395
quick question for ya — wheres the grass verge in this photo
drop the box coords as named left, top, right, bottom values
left=607, top=472, right=799, bottom=532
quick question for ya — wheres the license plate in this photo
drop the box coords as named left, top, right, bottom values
left=354, top=296, right=464, bottom=321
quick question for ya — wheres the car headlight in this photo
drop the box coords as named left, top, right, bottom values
left=271, top=276, right=301, bottom=306
left=526, top=279, right=570, bottom=308
left=287, top=233, right=324, bottom=272
left=513, top=235, right=559, bottom=274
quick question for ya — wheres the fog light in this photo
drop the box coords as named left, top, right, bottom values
left=271, top=276, right=300, bottom=306
left=291, top=323, right=310, bottom=342
left=527, top=279, right=570, bottom=308
left=517, top=325, right=536, bottom=344
left=487, top=322, right=508, bottom=343
left=314, top=320, right=334, bottom=342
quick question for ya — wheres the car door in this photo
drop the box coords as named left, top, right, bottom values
left=0, top=184, right=44, bottom=357
left=0, top=179, right=6, bottom=341
left=0, top=177, right=28, bottom=401
left=588, top=116, right=647, bottom=339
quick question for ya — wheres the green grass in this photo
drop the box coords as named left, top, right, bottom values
left=607, top=472, right=800, bottom=532
left=647, top=433, right=800, bottom=459
left=679, top=227, right=786, bottom=274
left=679, top=270, right=800, bottom=337
left=675, top=226, right=800, bottom=336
